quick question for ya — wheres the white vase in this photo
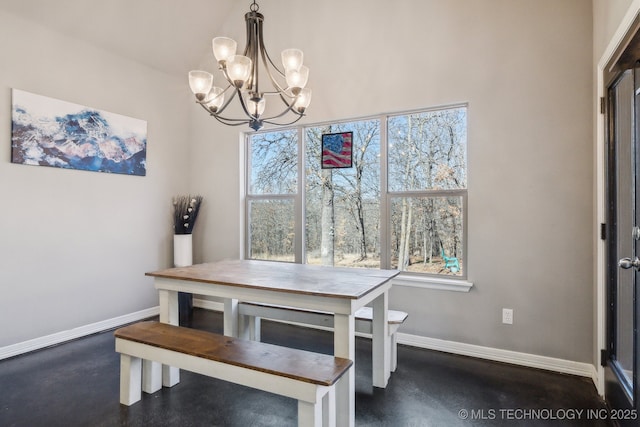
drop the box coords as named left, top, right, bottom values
left=173, top=233, right=194, bottom=325
left=173, top=234, right=193, bottom=267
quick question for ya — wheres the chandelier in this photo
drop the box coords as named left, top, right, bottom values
left=188, top=1, right=312, bottom=131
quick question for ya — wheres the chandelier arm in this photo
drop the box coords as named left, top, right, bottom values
left=260, top=96, right=301, bottom=120
left=256, top=19, right=285, bottom=80
left=197, top=102, right=212, bottom=114
left=210, top=112, right=253, bottom=124
left=244, top=15, right=252, bottom=57
left=192, top=87, right=248, bottom=124
left=262, top=113, right=304, bottom=128
left=211, top=115, right=250, bottom=126
left=208, top=85, right=239, bottom=116
left=244, top=11, right=262, bottom=94
left=260, top=38, right=286, bottom=79
left=258, top=35, right=289, bottom=97
left=209, top=91, right=258, bottom=124
left=259, top=47, right=302, bottom=115
left=253, top=13, right=262, bottom=94
left=194, top=83, right=234, bottom=110
left=208, top=100, right=253, bottom=125
left=218, top=66, right=233, bottom=87
left=236, top=88, right=259, bottom=119
left=261, top=69, right=298, bottom=113
left=262, top=90, right=295, bottom=97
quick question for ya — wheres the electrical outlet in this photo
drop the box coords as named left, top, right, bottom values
left=502, top=308, right=513, bottom=325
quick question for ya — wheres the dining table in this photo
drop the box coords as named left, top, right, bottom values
left=145, top=259, right=399, bottom=427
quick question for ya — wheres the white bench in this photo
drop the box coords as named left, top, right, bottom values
left=114, top=321, right=352, bottom=427
left=238, top=302, right=408, bottom=372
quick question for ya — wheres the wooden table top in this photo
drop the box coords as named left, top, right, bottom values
left=146, top=259, right=399, bottom=299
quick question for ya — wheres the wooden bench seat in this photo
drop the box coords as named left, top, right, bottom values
left=114, top=321, right=352, bottom=427
left=237, top=302, right=408, bottom=372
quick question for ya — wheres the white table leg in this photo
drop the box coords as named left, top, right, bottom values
left=223, top=298, right=239, bottom=337
left=158, top=289, right=180, bottom=387
left=298, top=399, right=323, bottom=427
left=333, top=313, right=355, bottom=427
left=322, top=385, right=336, bottom=427
left=372, top=291, right=390, bottom=388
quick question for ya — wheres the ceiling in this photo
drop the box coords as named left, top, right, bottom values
left=0, top=0, right=239, bottom=77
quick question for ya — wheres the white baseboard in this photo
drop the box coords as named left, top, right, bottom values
left=3, top=300, right=597, bottom=387
left=191, top=299, right=597, bottom=382
left=0, top=306, right=159, bottom=361
left=396, top=333, right=597, bottom=381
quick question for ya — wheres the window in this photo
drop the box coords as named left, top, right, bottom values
left=387, top=108, right=467, bottom=275
left=245, top=104, right=467, bottom=280
left=246, top=129, right=298, bottom=262
left=305, top=120, right=381, bottom=267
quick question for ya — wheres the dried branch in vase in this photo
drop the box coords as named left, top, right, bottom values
left=172, top=195, right=203, bottom=235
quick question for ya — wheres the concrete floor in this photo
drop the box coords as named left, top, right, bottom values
left=0, top=308, right=610, bottom=426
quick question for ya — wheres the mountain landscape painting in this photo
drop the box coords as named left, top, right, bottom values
left=11, top=89, right=147, bottom=176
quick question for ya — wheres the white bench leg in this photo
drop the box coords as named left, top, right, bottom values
left=159, top=290, right=180, bottom=387
left=322, top=384, right=337, bottom=427
left=298, top=399, right=323, bottom=427
left=389, top=324, right=400, bottom=372
left=238, top=314, right=249, bottom=339
left=162, top=365, right=180, bottom=388
left=120, top=354, right=142, bottom=405
left=223, top=298, right=239, bottom=337
left=249, top=316, right=261, bottom=341
left=142, top=360, right=162, bottom=393
left=239, top=314, right=262, bottom=341
left=390, top=333, right=398, bottom=372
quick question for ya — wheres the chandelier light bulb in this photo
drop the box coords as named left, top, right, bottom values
left=245, top=94, right=266, bottom=118
left=226, top=55, right=252, bottom=88
left=205, top=87, right=225, bottom=112
left=281, top=48, right=304, bottom=71
left=286, top=65, right=309, bottom=94
left=188, top=70, right=214, bottom=101
left=294, top=88, right=312, bottom=113
left=212, top=37, right=237, bottom=64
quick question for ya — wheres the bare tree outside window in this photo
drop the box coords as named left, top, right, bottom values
left=388, top=108, right=467, bottom=275
left=247, top=130, right=297, bottom=261
left=305, top=120, right=381, bottom=268
left=245, top=104, right=467, bottom=278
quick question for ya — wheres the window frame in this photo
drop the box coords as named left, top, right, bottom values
left=244, top=127, right=304, bottom=263
left=243, top=104, right=473, bottom=291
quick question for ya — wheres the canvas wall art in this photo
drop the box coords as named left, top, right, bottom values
left=11, top=89, right=147, bottom=176
left=321, top=131, right=352, bottom=169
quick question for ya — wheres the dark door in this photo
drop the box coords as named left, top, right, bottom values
left=605, top=67, right=640, bottom=425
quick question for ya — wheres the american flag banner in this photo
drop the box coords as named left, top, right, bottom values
left=321, top=131, right=353, bottom=169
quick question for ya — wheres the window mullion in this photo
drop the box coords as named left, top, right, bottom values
left=380, top=114, right=390, bottom=270
left=388, top=189, right=467, bottom=197
left=296, top=126, right=304, bottom=264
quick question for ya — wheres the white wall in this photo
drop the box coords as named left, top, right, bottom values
left=593, top=0, right=636, bottom=60
left=190, top=0, right=595, bottom=363
left=0, top=10, right=190, bottom=346
left=0, top=0, right=597, bottom=368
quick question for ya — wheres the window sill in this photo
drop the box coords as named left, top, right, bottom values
left=392, top=273, right=474, bottom=292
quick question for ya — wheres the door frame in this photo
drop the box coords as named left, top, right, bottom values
left=597, top=0, right=640, bottom=397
